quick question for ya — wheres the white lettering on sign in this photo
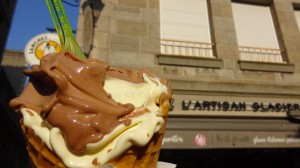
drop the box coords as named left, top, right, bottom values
left=162, top=134, right=184, bottom=145
left=253, top=136, right=267, bottom=144
left=286, top=138, right=300, bottom=144
left=267, top=136, right=285, bottom=143
left=253, top=135, right=300, bottom=145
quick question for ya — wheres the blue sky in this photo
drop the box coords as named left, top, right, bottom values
left=5, top=0, right=79, bottom=51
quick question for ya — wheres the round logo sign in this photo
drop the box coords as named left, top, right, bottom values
left=24, top=33, right=61, bottom=65
left=194, top=133, right=207, bottom=147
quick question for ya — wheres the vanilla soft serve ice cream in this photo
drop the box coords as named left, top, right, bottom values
left=10, top=51, right=172, bottom=167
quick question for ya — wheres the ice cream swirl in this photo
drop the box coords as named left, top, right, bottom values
left=10, top=51, right=171, bottom=167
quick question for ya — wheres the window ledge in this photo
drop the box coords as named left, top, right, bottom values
left=157, top=54, right=223, bottom=68
left=238, top=60, right=295, bottom=73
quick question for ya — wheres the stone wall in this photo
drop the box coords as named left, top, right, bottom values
left=77, top=0, right=300, bottom=97
left=77, top=0, right=161, bottom=69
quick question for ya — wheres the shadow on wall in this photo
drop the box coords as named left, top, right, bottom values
left=80, top=0, right=104, bottom=57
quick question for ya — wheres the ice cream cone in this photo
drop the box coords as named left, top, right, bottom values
left=21, top=123, right=66, bottom=168
left=21, top=98, right=170, bottom=168
left=109, top=98, right=170, bottom=168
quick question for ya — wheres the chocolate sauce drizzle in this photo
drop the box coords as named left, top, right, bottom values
left=10, top=51, right=151, bottom=153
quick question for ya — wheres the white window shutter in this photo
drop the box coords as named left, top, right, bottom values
left=232, top=3, right=279, bottom=49
left=160, top=0, right=211, bottom=43
left=232, top=3, right=283, bottom=63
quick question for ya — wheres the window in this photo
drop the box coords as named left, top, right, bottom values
left=232, top=2, right=284, bottom=63
left=294, top=8, right=300, bottom=31
left=160, top=0, right=213, bottom=58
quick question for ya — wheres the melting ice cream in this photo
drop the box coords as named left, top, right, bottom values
left=10, top=51, right=171, bottom=167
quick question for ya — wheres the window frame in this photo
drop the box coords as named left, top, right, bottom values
left=231, top=1, right=285, bottom=63
left=159, top=0, right=216, bottom=59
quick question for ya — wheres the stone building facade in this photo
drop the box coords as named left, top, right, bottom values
left=75, top=0, right=300, bottom=166
left=3, top=0, right=300, bottom=166
left=77, top=0, right=300, bottom=91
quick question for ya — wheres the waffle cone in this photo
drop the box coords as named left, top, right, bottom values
left=21, top=124, right=66, bottom=168
left=21, top=99, right=170, bottom=168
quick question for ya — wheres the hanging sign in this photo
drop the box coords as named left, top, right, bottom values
left=24, top=33, right=61, bottom=65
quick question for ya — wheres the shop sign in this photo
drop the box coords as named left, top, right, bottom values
left=212, top=131, right=300, bottom=148
left=180, top=101, right=299, bottom=112
left=161, top=130, right=300, bottom=149
left=24, top=33, right=61, bottom=65
left=168, top=94, right=300, bottom=117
